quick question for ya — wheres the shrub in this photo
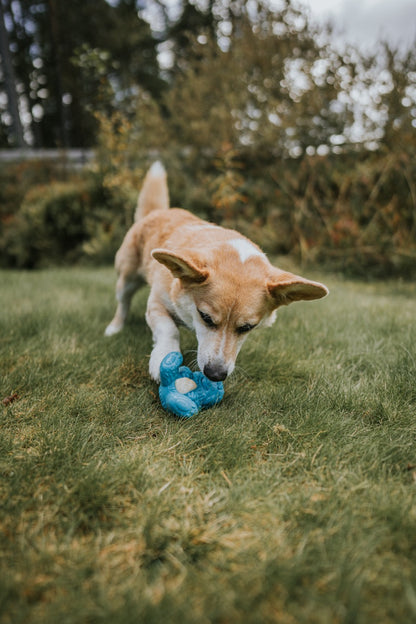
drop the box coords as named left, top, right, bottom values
left=0, top=172, right=133, bottom=268
left=90, top=23, right=416, bottom=279
left=0, top=159, right=64, bottom=222
left=94, top=109, right=416, bottom=278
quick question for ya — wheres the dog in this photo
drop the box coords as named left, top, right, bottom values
left=105, top=162, right=328, bottom=382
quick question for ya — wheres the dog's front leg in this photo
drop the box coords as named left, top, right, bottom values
left=146, top=295, right=180, bottom=382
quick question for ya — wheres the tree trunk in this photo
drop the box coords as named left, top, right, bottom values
left=0, top=0, right=25, bottom=146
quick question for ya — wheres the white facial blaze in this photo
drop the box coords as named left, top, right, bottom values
left=194, top=320, right=215, bottom=372
left=228, top=238, right=265, bottom=263
left=194, top=317, right=247, bottom=376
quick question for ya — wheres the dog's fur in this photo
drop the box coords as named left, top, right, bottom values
left=105, top=162, right=328, bottom=382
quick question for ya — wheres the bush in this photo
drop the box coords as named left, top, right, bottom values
left=94, top=115, right=416, bottom=278
left=90, top=22, right=416, bottom=279
left=2, top=143, right=415, bottom=278
left=0, top=167, right=133, bottom=268
left=0, top=159, right=64, bottom=222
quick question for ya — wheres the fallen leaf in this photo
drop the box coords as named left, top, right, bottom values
left=2, top=393, right=19, bottom=406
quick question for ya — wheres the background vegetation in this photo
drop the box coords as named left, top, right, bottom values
left=1, top=0, right=415, bottom=276
left=1, top=268, right=416, bottom=624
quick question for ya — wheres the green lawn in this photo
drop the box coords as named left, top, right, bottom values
left=1, top=267, right=415, bottom=624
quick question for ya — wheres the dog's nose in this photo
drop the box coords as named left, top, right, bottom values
left=203, top=363, right=228, bottom=382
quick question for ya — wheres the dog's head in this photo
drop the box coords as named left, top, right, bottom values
left=152, top=244, right=328, bottom=381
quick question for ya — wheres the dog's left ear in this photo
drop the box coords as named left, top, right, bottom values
left=152, top=248, right=209, bottom=283
left=267, top=270, right=329, bottom=307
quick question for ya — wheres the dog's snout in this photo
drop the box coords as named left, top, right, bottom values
left=203, top=363, right=228, bottom=382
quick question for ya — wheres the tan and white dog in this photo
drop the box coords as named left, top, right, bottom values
left=105, top=162, right=328, bottom=382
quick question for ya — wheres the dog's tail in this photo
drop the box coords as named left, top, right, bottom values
left=135, top=161, right=169, bottom=222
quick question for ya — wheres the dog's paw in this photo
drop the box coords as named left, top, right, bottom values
left=149, top=351, right=163, bottom=382
left=149, top=368, right=161, bottom=383
left=104, top=322, right=122, bottom=337
left=149, top=342, right=181, bottom=383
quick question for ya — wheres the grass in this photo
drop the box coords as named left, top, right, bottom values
left=1, top=266, right=416, bottom=624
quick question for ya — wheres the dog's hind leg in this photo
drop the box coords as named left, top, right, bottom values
left=105, top=272, right=144, bottom=336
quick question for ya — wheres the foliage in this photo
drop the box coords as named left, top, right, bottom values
left=95, top=119, right=416, bottom=278
left=0, top=162, right=133, bottom=268
left=0, top=0, right=162, bottom=147
left=1, top=267, right=416, bottom=623
left=259, top=149, right=416, bottom=277
left=1, top=1, right=416, bottom=275
left=1, top=0, right=416, bottom=153
left=90, top=1, right=416, bottom=278
left=1, top=145, right=414, bottom=275
left=0, top=158, right=64, bottom=219
left=127, top=7, right=349, bottom=157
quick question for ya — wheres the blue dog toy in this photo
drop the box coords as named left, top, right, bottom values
left=159, top=352, right=224, bottom=418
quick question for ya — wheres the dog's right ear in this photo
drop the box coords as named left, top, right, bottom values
left=267, top=270, right=329, bottom=307
left=152, top=249, right=209, bottom=283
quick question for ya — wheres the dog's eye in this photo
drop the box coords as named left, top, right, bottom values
left=236, top=323, right=255, bottom=334
left=198, top=309, right=217, bottom=328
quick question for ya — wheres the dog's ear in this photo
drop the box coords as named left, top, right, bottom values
left=152, top=249, right=209, bottom=283
left=267, top=270, right=328, bottom=307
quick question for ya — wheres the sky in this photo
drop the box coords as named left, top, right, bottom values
left=300, top=0, right=416, bottom=52
left=142, top=1, right=416, bottom=54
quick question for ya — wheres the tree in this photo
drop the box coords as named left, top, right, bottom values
left=125, top=0, right=351, bottom=158
left=0, top=0, right=162, bottom=147
left=379, top=43, right=416, bottom=151
left=0, top=0, right=25, bottom=146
